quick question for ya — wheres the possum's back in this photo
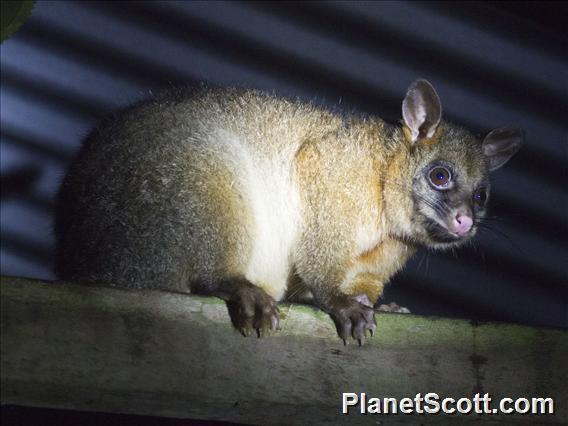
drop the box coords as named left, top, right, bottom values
left=55, top=87, right=342, bottom=295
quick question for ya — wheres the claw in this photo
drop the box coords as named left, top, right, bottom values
left=271, top=315, right=279, bottom=331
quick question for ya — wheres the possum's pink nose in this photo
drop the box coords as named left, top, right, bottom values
left=454, top=214, right=473, bottom=235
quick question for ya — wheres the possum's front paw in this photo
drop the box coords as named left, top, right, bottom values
left=327, top=294, right=376, bottom=346
left=226, top=284, right=280, bottom=338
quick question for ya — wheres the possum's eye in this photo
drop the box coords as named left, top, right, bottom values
left=473, top=187, right=488, bottom=206
left=428, top=167, right=451, bottom=189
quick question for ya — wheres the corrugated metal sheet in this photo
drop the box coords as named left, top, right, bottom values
left=1, top=0, right=566, bottom=327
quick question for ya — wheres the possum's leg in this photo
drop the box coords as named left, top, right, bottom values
left=294, top=139, right=377, bottom=344
left=194, top=277, right=280, bottom=337
left=179, top=145, right=283, bottom=337
left=295, top=254, right=377, bottom=345
left=284, top=271, right=376, bottom=344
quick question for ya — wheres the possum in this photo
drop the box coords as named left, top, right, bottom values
left=55, top=79, right=523, bottom=344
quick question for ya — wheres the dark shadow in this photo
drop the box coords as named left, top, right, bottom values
left=384, top=274, right=514, bottom=324
left=508, top=146, right=568, bottom=194
left=1, top=405, right=239, bottom=426
left=1, top=125, right=76, bottom=164
left=1, top=167, right=42, bottom=198
left=439, top=245, right=568, bottom=300
left=1, top=229, right=53, bottom=265
left=490, top=194, right=568, bottom=247
left=418, top=1, right=568, bottom=59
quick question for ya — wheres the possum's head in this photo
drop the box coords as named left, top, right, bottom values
left=399, top=79, right=523, bottom=249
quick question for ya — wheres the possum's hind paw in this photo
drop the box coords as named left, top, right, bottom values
left=226, top=282, right=280, bottom=338
left=377, top=302, right=411, bottom=314
left=328, top=294, right=376, bottom=346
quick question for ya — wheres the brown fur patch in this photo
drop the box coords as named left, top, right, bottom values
left=356, top=243, right=385, bottom=265
left=347, top=273, right=384, bottom=304
left=342, top=238, right=415, bottom=304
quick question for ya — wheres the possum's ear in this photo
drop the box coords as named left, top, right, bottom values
left=402, top=79, right=442, bottom=143
left=482, top=127, right=524, bottom=171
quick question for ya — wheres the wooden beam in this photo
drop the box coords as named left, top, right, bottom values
left=1, top=276, right=566, bottom=424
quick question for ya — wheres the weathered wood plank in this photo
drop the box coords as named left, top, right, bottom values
left=1, top=276, right=566, bottom=424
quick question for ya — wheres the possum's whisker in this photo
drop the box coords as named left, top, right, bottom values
left=477, top=216, right=505, bottom=224
left=476, top=223, right=524, bottom=256
left=285, top=285, right=305, bottom=301
left=417, top=250, right=428, bottom=273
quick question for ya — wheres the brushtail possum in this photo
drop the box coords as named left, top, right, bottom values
left=55, top=79, right=522, bottom=344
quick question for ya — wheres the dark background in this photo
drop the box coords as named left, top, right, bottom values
left=1, top=0, right=567, bottom=328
